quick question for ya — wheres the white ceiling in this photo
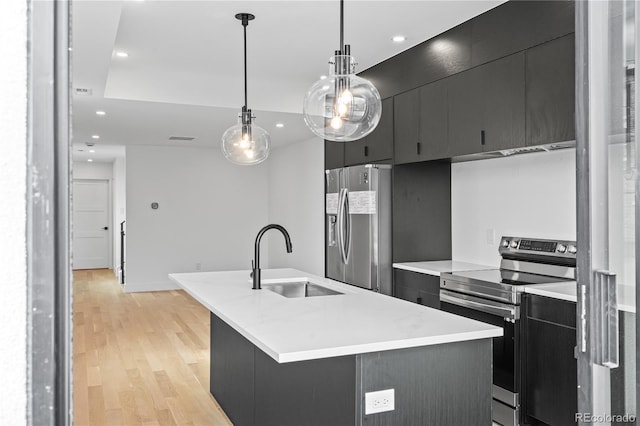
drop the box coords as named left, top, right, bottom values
left=71, top=0, right=506, bottom=162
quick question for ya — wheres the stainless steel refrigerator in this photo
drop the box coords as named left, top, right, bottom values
left=325, top=164, right=392, bottom=295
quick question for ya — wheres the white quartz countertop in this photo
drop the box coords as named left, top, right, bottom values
left=393, top=260, right=496, bottom=276
left=524, top=282, right=636, bottom=313
left=169, top=268, right=503, bottom=363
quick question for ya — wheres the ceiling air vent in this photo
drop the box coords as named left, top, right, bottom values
left=74, top=87, right=93, bottom=96
left=169, top=136, right=196, bottom=141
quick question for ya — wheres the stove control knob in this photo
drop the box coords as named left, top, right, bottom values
left=557, top=243, right=567, bottom=253
left=510, top=240, right=518, bottom=248
left=568, top=245, right=577, bottom=254
left=502, top=239, right=510, bottom=248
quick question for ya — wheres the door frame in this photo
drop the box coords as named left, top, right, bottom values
left=575, top=0, right=639, bottom=424
left=27, top=0, right=71, bottom=425
left=72, top=178, right=113, bottom=270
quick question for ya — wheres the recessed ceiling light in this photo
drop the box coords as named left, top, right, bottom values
left=115, top=51, right=129, bottom=58
left=320, top=75, right=327, bottom=80
left=91, top=135, right=100, bottom=139
left=276, top=123, right=284, bottom=128
left=96, top=111, right=106, bottom=116
left=392, top=35, right=406, bottom=42
left=87, top=159, right=93, bottom=162
left=89, top=150, right=95, bottom=153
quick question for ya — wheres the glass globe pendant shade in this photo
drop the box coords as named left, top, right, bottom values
left=221, top=111, right=271, bottom=166
left=303, top=55, right=382, bottom=142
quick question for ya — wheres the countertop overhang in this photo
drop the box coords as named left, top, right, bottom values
left=169, top=268, right=503, bottom=363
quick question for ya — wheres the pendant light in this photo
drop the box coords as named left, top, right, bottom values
left=302, top=0, right=382, bottom=142
left=221, top=13, right=270, bottom=165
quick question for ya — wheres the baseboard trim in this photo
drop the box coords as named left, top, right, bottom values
left=124, top=280, right=179, bottom=293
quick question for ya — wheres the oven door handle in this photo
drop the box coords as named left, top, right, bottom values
left=440, top=290, right=520, bottom=321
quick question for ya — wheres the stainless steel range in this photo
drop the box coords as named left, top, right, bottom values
left=440, top=236, right=577, bottom=426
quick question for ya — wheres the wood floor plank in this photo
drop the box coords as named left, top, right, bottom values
left=73, top=269, right=232, bottom=425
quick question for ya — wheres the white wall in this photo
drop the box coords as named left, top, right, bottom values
left=451, top=149, right=576, bottom=266
left=73, top=161, right=113, bottom=180
left=125, top=145, right=269, bottom=292
left=0, top=0, right=27, bottom=423
left=113, top=157, right=126, bottom=281
left=266, top=137, right=324, bottom=276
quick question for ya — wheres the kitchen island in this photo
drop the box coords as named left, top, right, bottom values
left=169, top=268, right=502, bottom=426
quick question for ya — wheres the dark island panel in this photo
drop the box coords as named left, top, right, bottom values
left=357, top=339, right=492, bottom=426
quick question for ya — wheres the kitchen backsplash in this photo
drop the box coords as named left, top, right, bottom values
left=451, top=148, right=577, bottom=266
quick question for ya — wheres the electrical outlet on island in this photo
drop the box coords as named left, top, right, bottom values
left=364, top=388, right=395, bottom=415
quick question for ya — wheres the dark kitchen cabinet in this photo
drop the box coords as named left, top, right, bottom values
left=449, top=52, right=526, bottom=155
left=392, top=161, right=451, bottom=263
left=526, top=33, right=576, bottom=146
left=394, top=79, right=448, bottom=164
left=394, top=89, right=421, bottom=164
left=523, top=294, right=577, bottom=426
left=325, top=140, right=344, bottom=170
left=447, top=67, right=483, bottom=157
left=470, top=0, right=575, bottom=67
left=419, top=79, right=449, bottom=160
left=393, top=269, right=441, bottom=309
left=344, top=98, right=393, bottom=166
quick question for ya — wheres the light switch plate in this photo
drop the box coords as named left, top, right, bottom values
left=486, top=228, right=495, bottom=245
left=364, top=388, right=395, bottom=415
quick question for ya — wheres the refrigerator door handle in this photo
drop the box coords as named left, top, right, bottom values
left=343, top=189, right=351, bottom=264
left=337, top=188, right=349, bottom=265
left=336, top=188, right=346, bottom=264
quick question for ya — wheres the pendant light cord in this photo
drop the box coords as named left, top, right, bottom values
left=243, top=19, right=248, bottom=109
left=339, top=0, right=344, bottom=53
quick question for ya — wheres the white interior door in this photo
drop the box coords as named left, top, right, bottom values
left=73, top=179, right=111, bottom=270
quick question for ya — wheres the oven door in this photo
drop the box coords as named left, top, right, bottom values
left=440, top=289, right=520, bottom=424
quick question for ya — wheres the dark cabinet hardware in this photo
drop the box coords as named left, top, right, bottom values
left=103, top=226, right=109, bottom=230
left=481, top=130, right=485, bottom=145
left=416, top=142, right=421, bottom=155
left=364, top=146, right=369, bottom=157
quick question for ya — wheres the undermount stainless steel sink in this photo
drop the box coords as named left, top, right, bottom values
left=263, top=281, right=343, bottom=298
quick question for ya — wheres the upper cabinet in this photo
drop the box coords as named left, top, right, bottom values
left=394, top=79, right=449, bottom=164
left=396, top=51, right=526, bottom=163
left=449, top=52, right=525, bottom=155
left=525, top=34, right=575, bottom=146
left=344, top=98, right=393, bottom=166
left=394, top=89, right=421, bottom=164
left=420, top=79, right=450, bottom=160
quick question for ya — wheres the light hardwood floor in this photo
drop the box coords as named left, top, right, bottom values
left=73, top=269, right=233, bottom=426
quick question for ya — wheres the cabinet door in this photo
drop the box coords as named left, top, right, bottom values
left=525, top=34, right=575, bottom=146
left=419, top=79, right=449, bottom=160
left=393, top=269, right=441, bottom=309
left=393, top=89, right=421, bottom=164
left=364, top=97, right=394, bottom=162
left=480, top=52, right=525, bottom=152
left=524, top=295, right=577, bottom=426
left=344, top=98, right=393, bottom=165
left=448, top=67, right=483, bottom=156
left=325, top=140, right=344, bottom=170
